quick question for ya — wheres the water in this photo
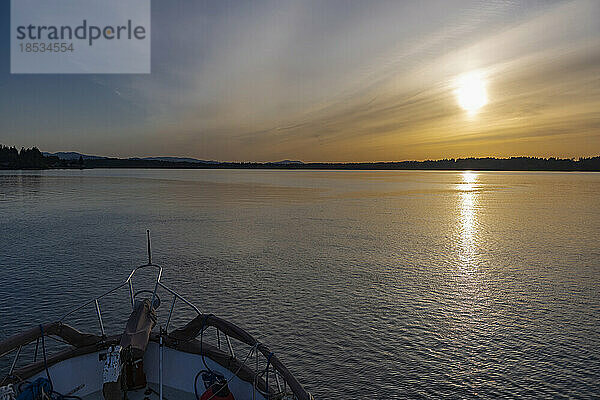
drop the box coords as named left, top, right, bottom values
left=0, top=169, right=598, bottom=399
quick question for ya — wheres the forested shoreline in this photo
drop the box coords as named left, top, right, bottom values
left=0, top=145, right=82, bottom=169
left=2, top=144, right=599, bottom=171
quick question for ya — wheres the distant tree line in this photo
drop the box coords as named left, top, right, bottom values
left=86, top=155, right=600, bottom=171
left=2, top=143, right=599, bottom=171
left=0, top=144, right=82, bottom=169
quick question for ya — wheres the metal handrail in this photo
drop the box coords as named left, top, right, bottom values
left=158, top=281, right=202, bottom=332
left=59, top=231, right=201, bottom=334
left=59, top=263, right=164, bottom=323
left=59, top=259, right=208, bottom=342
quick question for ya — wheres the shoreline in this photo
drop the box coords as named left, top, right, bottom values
left=2, top=165, right=600, bottom=172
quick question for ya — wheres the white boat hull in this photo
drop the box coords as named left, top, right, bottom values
left=28, top=343, right=266, bottom=400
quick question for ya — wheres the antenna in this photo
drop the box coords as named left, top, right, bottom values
left=147, top=229, right=152, bottom=265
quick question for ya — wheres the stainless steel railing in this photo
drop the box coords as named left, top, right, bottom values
left=59, top=231, right=203, bottom=337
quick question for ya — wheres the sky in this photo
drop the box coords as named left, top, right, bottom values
left=1, top=0, right=599, bottom=162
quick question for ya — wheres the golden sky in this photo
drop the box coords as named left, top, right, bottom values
left=2, top=0, right=599, bottom=161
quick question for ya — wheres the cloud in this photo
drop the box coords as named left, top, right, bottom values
left=2, top=0, right=598, bottom=160
left=130, top=0, right=597, bottom=161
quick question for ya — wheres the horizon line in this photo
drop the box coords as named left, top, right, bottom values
left=2, top=143, right=600, bottom=164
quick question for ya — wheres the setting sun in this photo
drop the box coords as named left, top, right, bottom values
left=455, top=71, right=488, bottom=114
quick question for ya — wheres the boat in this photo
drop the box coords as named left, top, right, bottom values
left=0, top=232, right=312, bottom=400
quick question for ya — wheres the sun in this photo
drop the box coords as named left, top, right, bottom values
left=455, top=71, right=488, bottom=114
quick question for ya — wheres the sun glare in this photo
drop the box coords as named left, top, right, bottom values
left=455, top=72, right=488, bottom=114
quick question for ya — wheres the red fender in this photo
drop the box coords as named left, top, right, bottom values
left=200, top=385, right=236, bottom=400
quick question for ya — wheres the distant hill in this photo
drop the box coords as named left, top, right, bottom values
left=43, top=152, right=298, bottom=165
left=130, top=156, right=218, bottom=164
left=43, top=151, right=106, bottom=160
left=272, top=160, right=304, bottom=165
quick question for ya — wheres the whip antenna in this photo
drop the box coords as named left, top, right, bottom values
left=147, top=229, right=152, bottom=265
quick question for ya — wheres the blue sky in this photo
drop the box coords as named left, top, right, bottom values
left=1, top=0, right=599, bottom=161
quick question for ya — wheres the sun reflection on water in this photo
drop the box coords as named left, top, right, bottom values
left=459, top=171, right=478, bottom=267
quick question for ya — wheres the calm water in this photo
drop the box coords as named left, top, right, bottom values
left=0, top=169, right=599, bottom=399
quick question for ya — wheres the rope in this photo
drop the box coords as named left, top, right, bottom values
left=194, top=338, right=259, bottom=400
left=13, top=326, right=83, bottom=400
left=253, top=352, right=292, bottom=400
left=199, top=314, right=214, bottom=374
left=193, top=314, right=285, bottom=400
left=16, top=378, right=50, bottom=400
